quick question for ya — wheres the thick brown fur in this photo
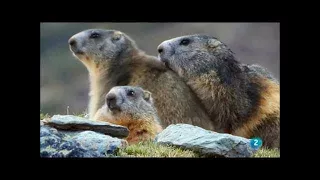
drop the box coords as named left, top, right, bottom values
left=157, top=34, right=280, bottom=149
left=68, top=29, right=214, bottom=130
left=93, top=86, right=163, bottom=145
left=188, top=74, right=280, bottom=148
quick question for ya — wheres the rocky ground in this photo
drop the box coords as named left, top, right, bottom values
left=40, top=114, right=280, bottom=158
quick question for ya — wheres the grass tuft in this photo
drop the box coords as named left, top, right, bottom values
left=73, top=111, right=88, bottom=118
left=40, top=113, right=50, bottom=120
left=116, top=141, right=199, bottom=157
left=116, top=141, right=280, bottom=158
left=252, top=148, right=280, bottom=158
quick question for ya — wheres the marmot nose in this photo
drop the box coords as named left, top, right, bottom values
left=68, top=38, right=77, bottom=47
left=157, top=46, right=164, bottom=54
left=106, top=93, right=118, bottom=110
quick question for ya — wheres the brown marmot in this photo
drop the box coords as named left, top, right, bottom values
left=94, top=86, right=162, bottom=144
left=157, top=35, right=280, bottom=149
left=68, top=29, right=214, bottom=130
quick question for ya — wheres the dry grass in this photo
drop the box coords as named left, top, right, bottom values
left=116, top=141, right=199, bottom=157
left=252, top=148, right=280, bottom=158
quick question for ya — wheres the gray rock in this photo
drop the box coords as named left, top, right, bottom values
left=155, top=124, right=258, bottom=158
left=40, top=125, right=127, bottom=158
left=70, top=131, right=127, bottom=155
left=44, top=115, right=129, bottom=138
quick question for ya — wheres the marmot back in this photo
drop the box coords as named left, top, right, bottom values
left=157, top=34, right=280, bottom=149
left=68, top=29, right=214, bottom=130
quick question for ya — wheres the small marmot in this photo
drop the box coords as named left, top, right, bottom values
left=68, top=29, right=214, bottom=130
left=94, top=86, right=162, bottom=144
left=157, top=35, right=280, bottom=149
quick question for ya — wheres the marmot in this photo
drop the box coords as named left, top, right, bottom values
left=94, top=86, right=162, bottom=144
left=68, top=29, right=214, bottom=130
left=157, top=35, right=280, bottom=149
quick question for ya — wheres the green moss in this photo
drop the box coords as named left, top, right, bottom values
left=42, top=145, right=57, bottom=153
left=60, top=149, right=72, bottom=155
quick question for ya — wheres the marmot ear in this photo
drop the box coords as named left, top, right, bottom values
left=112, top=31, right=123, bottom=41
left=143, top=90, right=152, bottom=102
left=207, top=39, right=222, bottom=49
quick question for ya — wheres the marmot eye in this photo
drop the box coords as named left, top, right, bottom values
left=90, top=32, right=100, bottom=39
left=127, top=90, right=135, bottom=96
left=180, top=39, right=190, bottom=46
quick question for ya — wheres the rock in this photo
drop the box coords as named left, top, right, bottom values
left=70, top=131, right=128, bottom=155
left=155, top=124, right=257, bottom=158
left=44, top=115, right=129, bottom=138
left=40, top=125, right=127, bottom=157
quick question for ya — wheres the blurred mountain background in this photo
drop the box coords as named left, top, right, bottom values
left=40, top=22, right=280, bottom=115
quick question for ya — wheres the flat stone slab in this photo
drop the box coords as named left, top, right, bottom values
left=155, top=124, right=258, bottom=158
left=43, top=115, right=129, bottom=138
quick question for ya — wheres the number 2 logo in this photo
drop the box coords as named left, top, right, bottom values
left=250, top=137, right=262, bottom=150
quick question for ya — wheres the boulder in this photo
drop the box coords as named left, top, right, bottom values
left=40, top=124, right=127, bottom=158
left=155, top=124, right=258, bottom=158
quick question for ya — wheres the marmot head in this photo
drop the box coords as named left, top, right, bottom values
left=157, top=34, right=236, bottom=78
left=68, top=29, right=138, bottom=63
left=104, top=86, right=155, bottom=116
